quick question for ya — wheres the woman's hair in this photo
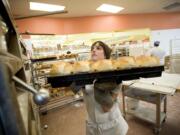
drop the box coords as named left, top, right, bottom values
left=91, top=41, right=112, bottom=59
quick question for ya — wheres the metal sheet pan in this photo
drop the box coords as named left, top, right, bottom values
left=47, top=66, right=164, bottom=87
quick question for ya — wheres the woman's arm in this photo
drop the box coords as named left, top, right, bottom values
left=70, top=82, right=85, bottom=94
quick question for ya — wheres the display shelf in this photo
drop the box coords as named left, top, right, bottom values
left=34, top=66, right=52, bottom=71
left=39, top=96, right=83, bottom=112
left=31, top=57, right=57, bottom=63
left=31, top=55, right=78, bottom=63
left=30, top=55, right=77, bottom=89
left=30, top=52, right=82, bottom=112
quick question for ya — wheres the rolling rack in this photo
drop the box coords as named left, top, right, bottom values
left=30, top=55, right=83, bottom=113
left=30, top=56, right=57, bottom=89
left=30, top=54, right=79, bottom=89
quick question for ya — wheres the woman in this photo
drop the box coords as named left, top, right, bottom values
left=72, top=41, right=128, bottom=135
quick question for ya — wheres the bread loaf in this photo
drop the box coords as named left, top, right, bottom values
left=112, top=56, right=136, bottom=70
left=50, top=61, right=66, bottom=75
left=90, top=59, right=113, bottom=72
left=135, top=55, right=160, bottom=67
left=50, top=61, right=73, bottom=75
left=63, top=62, right=74, bottom=75
left=119, top=57, right=136, bottom=66
left=73, top=61, right=90, bottom=73
left=50, top=55, right=160, bottom=75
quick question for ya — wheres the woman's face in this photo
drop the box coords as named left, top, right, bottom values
left=91, top=45, right=105, bottom=61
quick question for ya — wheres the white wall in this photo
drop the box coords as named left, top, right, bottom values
left=151, top=29, right=180, bottom=55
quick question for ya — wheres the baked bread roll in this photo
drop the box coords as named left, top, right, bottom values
left=63, top=62, right=74, bottom=75
left=112, top=56, right=137, bottom=70
left=90, top=59, right=113, bottom=72
left=50, top=61, right=73, bottom=75
left=50, top=61, right=66, bottom=75
left=73, top=61, right=90, bottom=73
left=119, top=56, right=136, bottom=66
left=135, top=55, right=160, bottom=67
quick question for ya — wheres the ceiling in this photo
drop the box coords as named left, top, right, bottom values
left=8, top=0, right=180, bottom=18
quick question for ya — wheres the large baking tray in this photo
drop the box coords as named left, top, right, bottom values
left=47, top=66, right=164, bottom=87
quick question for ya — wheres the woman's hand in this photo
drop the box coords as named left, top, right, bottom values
left=101, top=105, right=112, bottom=113
left=70, top=82, right=85, bottom=94
left=111, top=93, right=119, bottom=101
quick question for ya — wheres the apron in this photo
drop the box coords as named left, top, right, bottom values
left=84, top=85, right=128, bottom=135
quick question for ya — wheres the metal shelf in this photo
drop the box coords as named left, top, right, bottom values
left=31, top=57, right=57, bottom=63
left=124, top=88, right=166, bottom=104
left=127, top=107, right=166, bottom=124
left=39, top=96, right=83, bottom=112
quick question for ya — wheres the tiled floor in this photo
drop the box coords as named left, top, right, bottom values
left=41, top=93, right=180, bottom=135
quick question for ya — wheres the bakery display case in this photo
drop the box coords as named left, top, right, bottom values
left=23, top=28, right=151, bottom=62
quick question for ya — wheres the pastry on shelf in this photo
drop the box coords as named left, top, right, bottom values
left=41, top=64, right=52, bottom=69
left=58, top=53, right=78, bottom=59
left=72, top=53, right=78, bottom=58
left=35, top=64, right=52, bottom=70
left=65, top=90, right=74, bottom=96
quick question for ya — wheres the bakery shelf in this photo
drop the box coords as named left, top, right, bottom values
left=39, top=96, right=83, bottom=112
left=48, top=66, right=164, bottom=87
left=31, top=57, right=57, bottom=63
left=31, top=56, right=77, bottom=63
left=35, top=66, right=52, bottom=71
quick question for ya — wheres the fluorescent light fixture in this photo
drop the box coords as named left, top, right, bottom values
left=96, top=4, right=124, bottom=13
left=30, top=2, right=65, bottom=12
